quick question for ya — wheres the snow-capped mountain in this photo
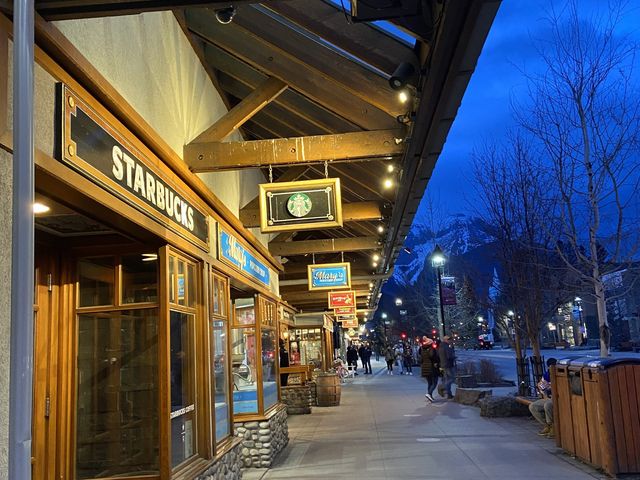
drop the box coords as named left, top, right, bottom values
left=393, top=214, right=493, bottom=286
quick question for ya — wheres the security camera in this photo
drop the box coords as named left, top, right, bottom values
left=389, top=62, right=416, bottom=90
left=215, top=7, right=236, bottom=24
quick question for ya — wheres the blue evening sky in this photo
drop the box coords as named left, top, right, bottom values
left=416, top=0, right=640, bottom=220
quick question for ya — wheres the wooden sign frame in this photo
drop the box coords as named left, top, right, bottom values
left=328, top=290, right=356, bottom=309
left=258, top=178, right=343, bottom=233
left=307, top=262, right=351, bottom=291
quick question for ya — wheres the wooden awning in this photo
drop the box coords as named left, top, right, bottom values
left=35, top=0, right=501, bottom=314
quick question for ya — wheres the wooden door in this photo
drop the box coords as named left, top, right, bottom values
left=32, top=250, right=66, bottom=479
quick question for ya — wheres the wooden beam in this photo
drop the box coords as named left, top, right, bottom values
left=184, top=9, right=396, bottom=130
left=240, top=201, right=382, bottom=228
left=270, top=236, right=380, bottom=257
left=233, top=4, right=403, bottom=118
left=282, top=289, right=369, bottom=304
left=202, top=42, right=360, bottom=134
left=190, top=76, right=287, bottom=143
left=265, top=1, right=415, bottom=76
left=280, top=260, right=373, bottom=276
left=35, top=1, right=267, bottom=20
left=186, top=129, right=404, bottom=172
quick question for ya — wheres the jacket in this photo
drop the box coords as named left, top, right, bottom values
left=438, top=342, right=456, bottom=369
left=420, top=346, right=439, bottom=377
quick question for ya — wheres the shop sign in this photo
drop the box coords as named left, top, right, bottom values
left=218, top=227, right=270, bottom=287
left=334, top=306, right=356, bottom=316
left=258, top=178, right=343, bottom=233
left=59, top=85, right=209, bottom=250
left=328, top=290, right=356, bottom=309
left=336, top=314, right=357, bottom=323
left=441, top=276, right=457, bottom=305
left=342, top=319, right=358, bottom=329
left=307, top=262, right=351, bottom=291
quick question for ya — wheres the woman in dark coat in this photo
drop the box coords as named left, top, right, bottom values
left=420, top=336, right=439, bottom=402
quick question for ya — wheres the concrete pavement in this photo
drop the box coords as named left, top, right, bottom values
left=245, top=359, right=607, bottom=480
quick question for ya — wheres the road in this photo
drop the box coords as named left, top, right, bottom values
left=456, top=348, right=640, bottom=383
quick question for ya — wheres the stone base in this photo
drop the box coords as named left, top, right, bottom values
left=234, top=404, right=289, bottom=468
left=454, top=388, right=492, bottom=406
left=479, top=396, right=531, bottom=417
left=196, top=439, right=243, bottom=480
left=281, top=385, right=312, bottom=414
left=308, top=381, right=317, bottom=406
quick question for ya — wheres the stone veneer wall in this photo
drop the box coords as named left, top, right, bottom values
left=281, top=385, right=312, bottom=415
left=234, top=404, right=288, bottom=468
left=196, top=440, right=243, bottom=480
left=308, top=381, right=317, bottom=406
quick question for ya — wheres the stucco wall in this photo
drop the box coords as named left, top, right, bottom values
left=55, top=12, right=271, bottom=247
left=0, top=149, right=12, bottom=480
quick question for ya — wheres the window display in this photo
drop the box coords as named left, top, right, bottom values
left=211, top=272, right=230, bottom=442
left=261, top=329, right=277, bottom=410
left=231, top=297, right=258, bottom=414
left=289, top=328, right=324, bottom=370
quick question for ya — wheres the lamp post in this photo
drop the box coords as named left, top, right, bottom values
left=431, top=244, right=446, bottom=337
left=574, top=297, right=584, bottom=345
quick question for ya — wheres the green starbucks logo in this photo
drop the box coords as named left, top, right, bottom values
left=287, top=193, right=312, bottom=218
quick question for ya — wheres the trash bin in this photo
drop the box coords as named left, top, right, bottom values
left=565, top=358, right=594, bottom=462
left=579, top=358, right=640, bottom=476
left=552, top=358, right=577, bottom=452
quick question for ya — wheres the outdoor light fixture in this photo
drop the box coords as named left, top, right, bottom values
left=387, top=164, right=395, bottom=173
left=383, top=178, right=394, bottom=189
left=372, top=261, right=378, bottom=268
left=398, top=90, right=409, bottom=103
left=395, top=298, right=403, bottom=306
left=430, top=244, right=447, bottom=336
left=141, top=253, right=158, bottom=262
left=389, top=61, right=416, bottom=90
left=372, top=253, right=380, bottom=262
left=507, top=310, right=515, bottom=317
left=33, top=202, right=50, bottom=214
left=377, top=224, right=385, bottom=234
left=403, top=247, right=412, bottom=254
left=215, top=6, right=236, bottom=24
left=381, top=312, right=387, bottom=319
left=369, top=282, right=374, bottom=288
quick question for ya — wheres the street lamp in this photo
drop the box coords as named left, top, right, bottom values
left=574, top=297, right=585, bottom=345
left=395, top=297, right=403, bottom=306
left=430, top=244, right=446, bottom=336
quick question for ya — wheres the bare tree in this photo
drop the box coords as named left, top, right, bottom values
left=519, top=1, right=640, bottom=356
left=472, top=133, right=569, bottom=360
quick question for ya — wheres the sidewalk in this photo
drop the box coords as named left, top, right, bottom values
left=245, top=359, right=606, bottom=480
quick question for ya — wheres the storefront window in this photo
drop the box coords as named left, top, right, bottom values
left=78, top=257, right=115, bottom=307
left=261, top=329, right=278, bottom=410
left=231, top=326, right=258, bottom=414
left=76, top=309, right=159, bottom=479
left=170, top=310, right=196, bottom=467
left=121, top=254, right=158, bottom=303
left=211, top=272, right=230, bottom=442
left=212, top=319, right=230, bottom=440
left=289, top=328, right=324, bottom=369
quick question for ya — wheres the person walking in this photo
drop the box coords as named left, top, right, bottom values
left=363, top=343, right=373, bottom=374
left=384, top=345, right=395, bottom=375
left=279, top=340, right=290, bottom=387
left=346, top=344, right=359, bottom=375
left=438, top=335, right=456, bottom=399
left=403, top=342, right=414, bottom=375
left=419, top=336, right=439, bottom=402
left=394, top=343, right=405, bottom=375
left=358, top=344, right=368, bottom=374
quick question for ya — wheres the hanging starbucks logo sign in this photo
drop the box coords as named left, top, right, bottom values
left=259, top=178, right=343, bottom=233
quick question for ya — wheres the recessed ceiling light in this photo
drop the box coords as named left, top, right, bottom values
left=383, top=178, right=393, bottom=189
left=387, top=164, right=395, bottom=173
left=398, top=90, right=409, bottom=103
left=372, top=261, right=378, bottom=268
left=377, top=225, right=385, bottom=234
left=372, top=253, right=380, bottom=262
left=33, top=202, right=50, bottom=214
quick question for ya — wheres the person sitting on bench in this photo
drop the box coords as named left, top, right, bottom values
left=529, top=357, right=557, bottom=438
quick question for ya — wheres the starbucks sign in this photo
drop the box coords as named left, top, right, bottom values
left=258, top=178, right=343, bottom=233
